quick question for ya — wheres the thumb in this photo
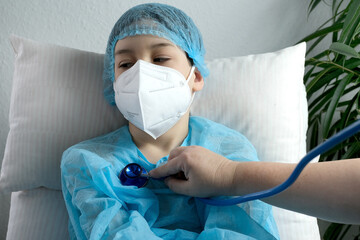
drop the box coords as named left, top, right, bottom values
left=149, top=158, right=182, bottom=178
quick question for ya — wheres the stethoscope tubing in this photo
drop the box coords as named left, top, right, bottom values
left=198, top=119, right=360, bottom=206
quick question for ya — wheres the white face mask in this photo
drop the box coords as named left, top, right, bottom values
left=113, top=60, right=196, bottom=139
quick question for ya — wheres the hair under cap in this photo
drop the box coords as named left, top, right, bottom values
left=103, top=3, right=209, bottom=105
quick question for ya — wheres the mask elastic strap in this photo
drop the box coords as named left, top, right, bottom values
left=184, top=66, right=197, bottom=114
left=186, top=66, right=196, bottom=84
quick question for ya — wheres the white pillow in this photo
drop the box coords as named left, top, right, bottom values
left=6, top=188, right=69, bottom=240
left=191, top=42, right=320, bottom=240
left=193, top=43, right=308, bottom=164
left=1, top=36, right=319, bottom=240
left=0, top=35, right=125, bottom=192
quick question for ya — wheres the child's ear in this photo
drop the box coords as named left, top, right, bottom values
left=192, top=68, right=204, bottom=92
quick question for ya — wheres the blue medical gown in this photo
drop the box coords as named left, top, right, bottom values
left=61, top=116, right=279, bottom=240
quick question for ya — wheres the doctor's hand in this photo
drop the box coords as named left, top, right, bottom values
left=150, top=146, right=360, bottom=224
left=149, top=146, right=237, bottom=198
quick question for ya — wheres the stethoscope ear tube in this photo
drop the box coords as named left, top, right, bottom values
left=199, top=119, right=360, bottom=206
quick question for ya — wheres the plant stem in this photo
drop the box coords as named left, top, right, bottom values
left=308, top=57, right=360, bottom=77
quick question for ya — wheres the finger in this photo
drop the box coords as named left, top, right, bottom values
left=168, top=146, right=187, bottom=161
left=149, top=157, right=183, bottom=178
left=165, top=177, right=192, bottom=196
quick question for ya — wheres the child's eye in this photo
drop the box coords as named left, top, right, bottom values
left=118, top=62, right=134, bottom=68
left=153, top=57, right=170, bottom=63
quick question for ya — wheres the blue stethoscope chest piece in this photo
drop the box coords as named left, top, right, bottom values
left=119, top=163, right=149, bottom=188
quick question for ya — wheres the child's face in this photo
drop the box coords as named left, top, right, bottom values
left=114, top=35, right=203, bottom=92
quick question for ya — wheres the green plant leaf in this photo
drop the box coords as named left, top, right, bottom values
left=354, top=21, right=360, bottom=39
left=306, top=58, right=360, bottom=97
left=306, top=66, right=337, bottom=94
left=310, top=9, right=348, bottom=49
left=309, top=92, right=334, bottom=110
left=320, top=140, right=354, bottom=159
left=323, top=74, right=353, bottom=138
left=308, top=86, right=336, bottom=116
left=309, top=118, right=320, bottom=149
left=306, top=1, right=360, bottom=237
left=341, top=58, right=360, bottom=71
left=329, top=42, right=360, bottom=58
left=332, top=0, right=343, bottom=18
left=339, top=86, right=360, bottom=129
left=339, top=224, right=352, bottom=240
left=306, top=50, right=330, bottom=64
left=332, top=0, right=337, bottom=15
left=324, top=223, right=344, bottom=239
left=299, top=23, right=343, bottom=43
left=306, top=67, right=341, bottom=96
left=324, top=8, right=347, bottom=30
left=351, top=36, right=360, bottom=46
left=339, top=0, right=360, bottom=44
left=308, top=0, right=322, bottom=16
left=341, top=141, right=360, bottom=159
left=307, top=35, right=328, bottom=56
left=304, top=66, right=316, bottom=85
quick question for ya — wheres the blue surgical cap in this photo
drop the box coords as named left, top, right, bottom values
left=103, top=3, right=209, bottom=105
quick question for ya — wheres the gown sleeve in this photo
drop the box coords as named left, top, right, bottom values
left=61, top=147, right=162, bottom=240
left=193, top=120, right=280, bottom=240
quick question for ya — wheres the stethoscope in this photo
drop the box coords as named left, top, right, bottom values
left=119, top=120, right=360, bottom=206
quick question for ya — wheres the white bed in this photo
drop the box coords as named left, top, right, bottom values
left=0, top=0, right=333, bottom=239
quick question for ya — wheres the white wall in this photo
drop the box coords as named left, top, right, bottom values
left=0, top=0, right=332, bottom=239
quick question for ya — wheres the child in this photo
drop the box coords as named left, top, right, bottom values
left=61, top=3, right=279, bottom=239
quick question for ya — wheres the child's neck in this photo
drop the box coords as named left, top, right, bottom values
left=129, top=113, right=190, bottom=164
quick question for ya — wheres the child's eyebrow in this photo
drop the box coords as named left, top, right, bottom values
left=150, top=42, right=175, bottom=49
left=114, top=49, right=134, bottom=56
